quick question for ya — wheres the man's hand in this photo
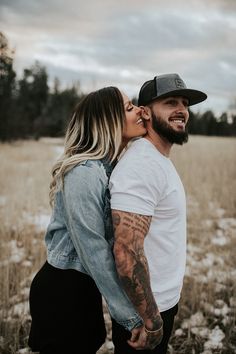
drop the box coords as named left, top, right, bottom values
left=128, top=324, right=163, bottom=350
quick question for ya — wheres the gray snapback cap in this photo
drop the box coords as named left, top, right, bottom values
left=138, top=73, right=207, bottom=106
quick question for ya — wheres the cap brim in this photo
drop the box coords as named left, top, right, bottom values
left=151, top=89, right=207, bottom=106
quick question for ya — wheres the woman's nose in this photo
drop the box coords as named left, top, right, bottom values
left=135, top=105, right=142, bottom=115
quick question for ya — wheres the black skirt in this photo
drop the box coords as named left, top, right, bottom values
left=28, top=261, right=106, bottom=354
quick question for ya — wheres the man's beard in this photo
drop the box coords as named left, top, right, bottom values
left=151, top=112, right=188, bottom=145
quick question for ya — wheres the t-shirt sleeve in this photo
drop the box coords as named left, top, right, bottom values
left=109, top=157, right=167, bottom=216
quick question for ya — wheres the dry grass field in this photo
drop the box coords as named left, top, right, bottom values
left=0, top=136, right=235, bottom=354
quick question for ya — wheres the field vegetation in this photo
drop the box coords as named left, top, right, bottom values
left=0, top=136, right=235, bottom=354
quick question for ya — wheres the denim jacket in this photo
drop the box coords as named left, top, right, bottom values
left=45, top=159, right=142, bottom=331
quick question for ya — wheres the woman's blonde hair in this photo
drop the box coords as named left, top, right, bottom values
left=49, top=86, right=125, bottom=205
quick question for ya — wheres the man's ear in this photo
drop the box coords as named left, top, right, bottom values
left=140, top=106, right=151, bottom=121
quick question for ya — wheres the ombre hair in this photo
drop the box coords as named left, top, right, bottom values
left=49, top=86, right=125, bottom=205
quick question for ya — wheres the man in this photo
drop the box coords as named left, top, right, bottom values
left=109, top=73, right=207, bottom=353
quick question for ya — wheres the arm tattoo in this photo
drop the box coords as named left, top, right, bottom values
left=112, top=212, right=120, bottom=233
left=112, top=210, right=162, bottom=330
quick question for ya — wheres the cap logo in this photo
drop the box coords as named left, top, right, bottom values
left=175, top=78, right=185, bottom=88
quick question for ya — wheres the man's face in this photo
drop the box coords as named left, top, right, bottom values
left=150, top=96, right=189, bottom=145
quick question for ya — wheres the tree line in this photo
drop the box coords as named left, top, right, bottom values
left=1, top=32, right=236, bottom=141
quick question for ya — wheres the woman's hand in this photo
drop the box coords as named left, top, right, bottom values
left=128, top=324, right=163, bottom=350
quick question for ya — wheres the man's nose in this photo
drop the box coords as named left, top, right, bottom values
left=176, top=103, right=188, bottom=114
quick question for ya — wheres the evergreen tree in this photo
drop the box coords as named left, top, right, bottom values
left=188, top=109, right=198, bottom=134
left=40, top=79, right=82, bottom=137
left=17, top=61, right=49, bottom=138
left=231, top=115, right=236, bottom=136
left=217, top=112, right=230, bottom=136
left=0, top=32, right=16, bottom=140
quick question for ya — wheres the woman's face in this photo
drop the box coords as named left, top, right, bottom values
left=122, top=93, right=147, bottom=143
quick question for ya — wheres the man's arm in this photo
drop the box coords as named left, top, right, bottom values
left=112, top=209, right=163, bottom=349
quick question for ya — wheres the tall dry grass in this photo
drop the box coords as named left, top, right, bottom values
left=170, top=136, right=236, bottom=354
left=0, top=139, right=61, bottom=354
left=0, top=136, right=235, bottom=354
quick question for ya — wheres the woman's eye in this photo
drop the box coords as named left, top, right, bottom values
left=127, top=106, right=133, bottom=111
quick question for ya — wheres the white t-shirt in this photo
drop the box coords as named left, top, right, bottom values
left=109, top=138, right=186, bottom=312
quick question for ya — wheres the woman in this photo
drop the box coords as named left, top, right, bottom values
left=28, top=86, right=147, bottom=354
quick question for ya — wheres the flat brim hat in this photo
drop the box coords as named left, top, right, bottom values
left=138, top=73, right=207, bottom=106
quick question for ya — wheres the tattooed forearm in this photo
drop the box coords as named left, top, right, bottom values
left=112, top=210, right=162, bottom=330
left=112, top=212, right=120, bottom=233
left=123, top=214, right=150, bottom=235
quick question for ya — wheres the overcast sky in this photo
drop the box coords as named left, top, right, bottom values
left=1, top=0, right=236, bottom=115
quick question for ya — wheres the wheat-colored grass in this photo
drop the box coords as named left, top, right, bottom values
left=170, top=136, right=236, bottom=354
left=0, top=136, right=235, bottom=354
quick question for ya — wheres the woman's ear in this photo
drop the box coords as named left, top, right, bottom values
left=140, top=106, right=151, bottom=121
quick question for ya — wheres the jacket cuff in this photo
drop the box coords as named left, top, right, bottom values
left=118, top=313, right=143, bottom=331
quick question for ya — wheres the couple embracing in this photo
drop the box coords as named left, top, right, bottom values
left=28, top=73, right=206, bottom=354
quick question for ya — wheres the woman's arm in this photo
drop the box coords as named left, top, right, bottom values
left=63, top=163, right=143, bottom=331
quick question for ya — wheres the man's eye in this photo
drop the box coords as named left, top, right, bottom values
left=167, top=100, right=176, bottom=105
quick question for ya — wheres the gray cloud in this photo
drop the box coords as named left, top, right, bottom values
left=1, top=0, right=236, bottom=114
